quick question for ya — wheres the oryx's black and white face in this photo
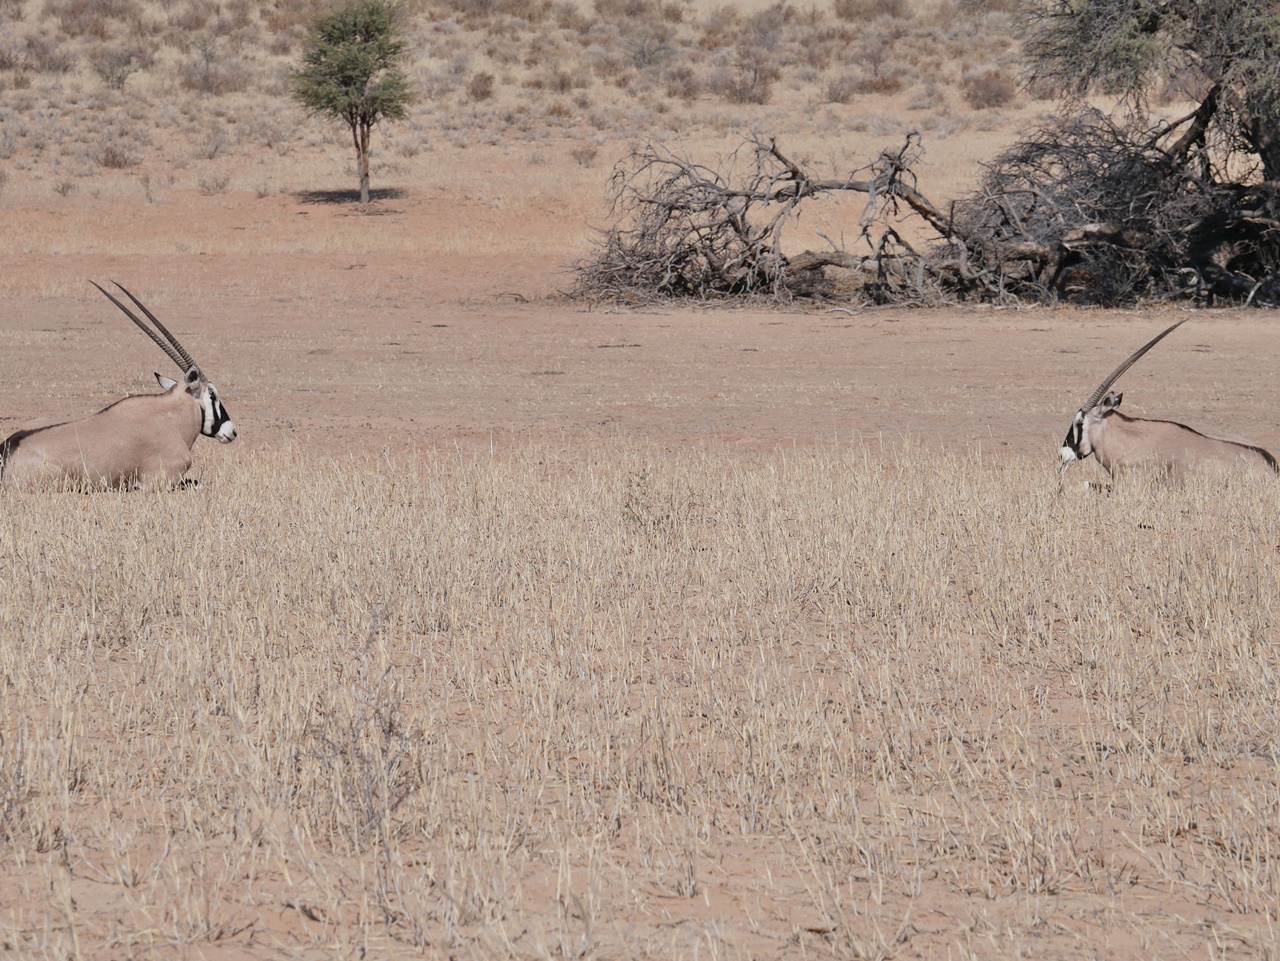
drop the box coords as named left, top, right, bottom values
left=1060, top=392, right=1121, bottom=464
left=94, top=280, right=238, bottom=447
left=1059, top=320, right=1186, bottom=471
left=158, top=369, right=237, bottom=443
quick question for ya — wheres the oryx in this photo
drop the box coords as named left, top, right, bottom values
left=1060, top=319, right=1276, bottom=479
left=0, top=282, right=236, bottom=490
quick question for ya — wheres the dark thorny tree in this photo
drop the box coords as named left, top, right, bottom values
left=574, top=1, right=1280, bottom=306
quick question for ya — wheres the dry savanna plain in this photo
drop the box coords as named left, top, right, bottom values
left=3, top=0, right=1280, bottom=958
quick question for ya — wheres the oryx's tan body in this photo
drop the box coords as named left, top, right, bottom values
left=1, top=379, right=204, bottom=490
left=1060, top=319, right=1276, bottom=480
left=0, top=282, right=236, bottom=491
left=1081, top=395, right=1277, bottom=479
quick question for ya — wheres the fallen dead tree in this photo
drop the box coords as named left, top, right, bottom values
left=571, top=133, right=963, bottom=304
left=571, top=120, right=1280, bottom=307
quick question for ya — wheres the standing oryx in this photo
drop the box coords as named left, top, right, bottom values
left=1060, top=319, right=1276, bottom=479
left=0, top=282, right=236, bottom=490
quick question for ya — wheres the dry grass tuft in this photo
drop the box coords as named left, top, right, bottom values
left=2, top=443, right=1279, bottom=956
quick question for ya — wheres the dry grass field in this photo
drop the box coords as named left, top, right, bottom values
left=3, top=0, right=1280, bottom=958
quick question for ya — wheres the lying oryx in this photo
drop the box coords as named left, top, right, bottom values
left=0, top=283, right=236, bottom=490
left=1060, top=319, right=1276, bottom=479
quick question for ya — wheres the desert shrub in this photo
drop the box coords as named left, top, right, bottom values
left=0, top=168, right=7, bottom=195
left=570, top=143, right=598, bottom=166
left=586, top=44, right=626, bottom=79
left=44, top=0, right=140, bottom=38
left=180, top=39, right=252, bottom=94
left=854, top=68, right=903, bottom=94
left=623, top=29, right=673, bottom=68
left=21, top=34, right=76, bottom=73
left=263, top=0, right=326, bottom=32
left=740, top=1, right=797, bottom=52
left=663, top=63, right=700, bottom=101
left=553, top=1, right=589, bottom=30
left=0, top=0, right=23, bottom=19
left=199, top=173, right=231, bottom=194
left=546, top=66, right=574, bottom=92
left=823, top=73, right=858, bottom=103
left=833, top=0, right=907, bottom=19
left=721, top=60, right=778, bottom=104
left=961, top=68, right=1016, bottom=109
left=90, top=44, right=151, bottom=88
left=167, top=1, right=209, bottom=31
left=449, top=0, right=553, bottom=20
left=95, top=136, right=138, bottom=168
left=467, top=70, right=495, bottom=101
left=593, top=0, right=660, bottom=21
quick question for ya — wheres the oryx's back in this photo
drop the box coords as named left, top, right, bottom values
left=1, top=282, right=236, bottom=491
left=1, top=390, right=203, bottom=490
left=1096, top=410, right=1277, bottom=478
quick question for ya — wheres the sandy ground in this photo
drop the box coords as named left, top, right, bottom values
left=3, top=211, right=1277, bottom=472
left=3, top=162, right=1280, bottom=960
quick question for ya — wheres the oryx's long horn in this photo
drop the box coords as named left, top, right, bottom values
left=91, top=281, right=199, bottom=376
left=1078, top=319, right=1187, bottom=412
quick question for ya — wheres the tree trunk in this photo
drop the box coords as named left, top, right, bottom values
left=359, top=122, right=371, bottom=203
left=352, top=120, right=372, bottom=203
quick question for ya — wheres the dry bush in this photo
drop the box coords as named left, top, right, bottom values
left=2, top=444, right=1280, bottom=957
left=43, top=0, right=139, bottom=39
left=466, top=69, right=495, bottom=101
left=822, top=72, right=858, bottom=103
left=94, top=133, right=138, bottom=167
left=833, top=0, right=908, bottom=20
left=18, top=33, right=76, bottom=72
left=262, top=0, right=327, bottom=33
left=88, top=42, right=150, bottom=89
left=961, top=66, right=1016, bottom=109
left=570, top=142, right=598, bottom=165
left=663, top=62, right=700, bottom=100
left=179, top=39, right=252, bottom=95
left=166, top=0, right=210, bottom=32
left=720, top=59, right=779, bottom=105
left=198, top=172, right=230, bottom=193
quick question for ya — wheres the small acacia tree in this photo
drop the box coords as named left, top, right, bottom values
left=292, top=0, right=413, bottom=203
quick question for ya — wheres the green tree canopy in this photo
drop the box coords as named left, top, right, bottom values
left=292, top=0, right=414, bottom=202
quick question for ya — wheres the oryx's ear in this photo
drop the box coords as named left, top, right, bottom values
left=1100, top=391, right=1122, bottom=411
left=156, top=373, right=179, bottom=390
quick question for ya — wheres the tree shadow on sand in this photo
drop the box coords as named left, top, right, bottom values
left=294, top=187, right=409, bottom=205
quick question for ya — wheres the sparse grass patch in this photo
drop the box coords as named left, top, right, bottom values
left=1, top=444, right=1279, bottom=957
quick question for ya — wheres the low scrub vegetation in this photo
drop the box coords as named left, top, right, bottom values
left=0, top=0, right=1015, bottom=170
